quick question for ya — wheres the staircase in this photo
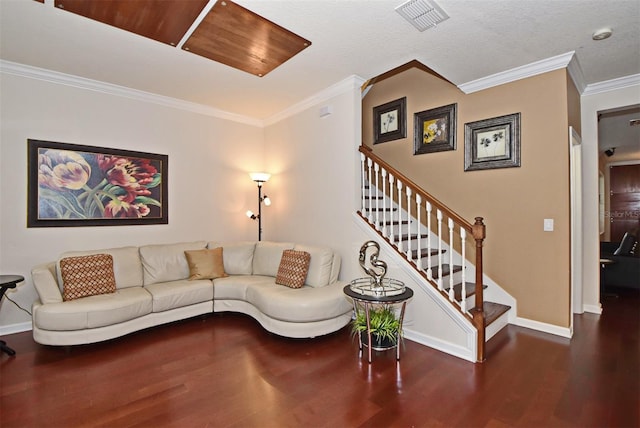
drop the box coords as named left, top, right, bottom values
left=358, top=145, right=511, bottom=362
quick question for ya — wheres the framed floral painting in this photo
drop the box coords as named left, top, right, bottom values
left=464, top=113, right=521, bottom=171
left=373, top=97, right=407, bottom=144
left=27, top=139, right=168, bottom=227
left=413, top=103, right=457, bottom=155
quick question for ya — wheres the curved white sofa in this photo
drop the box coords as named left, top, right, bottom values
left=30, top=240, right=353, bottom=346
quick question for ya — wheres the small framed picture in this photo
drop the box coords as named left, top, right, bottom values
left=464, top=113, right=521, bottom=171
left=373, top=97, right=407, bottom=144
left=413, top=103, right=457, bottom=155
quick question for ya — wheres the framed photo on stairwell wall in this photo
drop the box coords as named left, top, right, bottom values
left=413, top=103, right=457, bottom=155
left=373, top=97, right=407, bottom=144
left=464, top=112, right=521, bottom=171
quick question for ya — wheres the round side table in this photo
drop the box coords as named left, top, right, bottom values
left=343, top=285, right=413, bottom=363
left=1, top=275, right=25, bottom=357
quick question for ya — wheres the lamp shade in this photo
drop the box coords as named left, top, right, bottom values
left=249, top=172, right=271, bottom=183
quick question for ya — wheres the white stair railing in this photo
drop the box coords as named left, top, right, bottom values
left=357, top=147, right=487, bottom=342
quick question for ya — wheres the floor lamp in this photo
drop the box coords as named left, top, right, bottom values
left=246, top=172, right=271, bottom=241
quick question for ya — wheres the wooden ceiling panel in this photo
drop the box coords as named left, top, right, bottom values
left=183, top=0, right=311, bottom=77
left=54, top=0, right=209, bottom=46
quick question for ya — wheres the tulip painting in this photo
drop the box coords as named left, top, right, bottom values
left=28, top=140, right=168, bottom=227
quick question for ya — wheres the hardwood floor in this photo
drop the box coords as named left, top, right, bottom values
left=1, top=289, right=638, bottom=428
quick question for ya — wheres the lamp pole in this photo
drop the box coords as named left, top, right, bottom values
left=257, top=181, right=263, bottom=241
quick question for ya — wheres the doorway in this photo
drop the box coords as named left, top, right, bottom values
left=608, top=163, right=640, bottom=241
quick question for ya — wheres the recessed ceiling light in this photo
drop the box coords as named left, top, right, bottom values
left=592, top=28, right=613, bottom=41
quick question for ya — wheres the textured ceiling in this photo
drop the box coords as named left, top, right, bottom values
left=1, top=0, right=639, bottom=122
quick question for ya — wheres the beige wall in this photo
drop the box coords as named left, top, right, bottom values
left=263, top=78, right=366, bottom=281
left=362, top=67, right=572, bottom=327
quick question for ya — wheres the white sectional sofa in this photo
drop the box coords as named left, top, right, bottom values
left=30, top=240, right=353, bottom=346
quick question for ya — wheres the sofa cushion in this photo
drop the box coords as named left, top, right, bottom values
left=144, top=279, right=214, bottom=313
left=213, top=275, right=273, bottom=300
left=276, top=250, right=311, bottom=288
left=33, top=287, right=152, bottom=331
left=57, top=246, right=143, bottom=290
left=59, top=254, right=117, bottom=301
left=252, top=241, right=294, bottom=277
left=207, top=241, right=255, bottom=275
left=185, top=247, right=228, bottom=280
left=293, top=244, right=335, bottom=288
left=245, top=281, right=352, bottom=323
left=140, top=241, right=207, bottom=285
left=614, top=233, right=637, bottom=256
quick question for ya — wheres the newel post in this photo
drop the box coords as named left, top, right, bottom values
left=472, top=217, right=486, bottom=362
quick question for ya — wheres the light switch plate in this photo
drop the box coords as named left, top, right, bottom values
left=544, top=218, right=554, bottom=232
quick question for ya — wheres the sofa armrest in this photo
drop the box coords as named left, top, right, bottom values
left=31, top=262, right=63, bottom=304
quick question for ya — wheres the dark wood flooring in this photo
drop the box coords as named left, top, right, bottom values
left=1, top=288, right=638, bottom=428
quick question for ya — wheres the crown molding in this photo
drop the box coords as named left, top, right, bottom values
left=458, top=51, right=576, bottom=94
left=0, top=60, right=263, bottom=127
left=582, top=73, right=640, bottom=97
left=263, top=75, right=366, bottom=126
left=566, top=53, right=586, bottom=94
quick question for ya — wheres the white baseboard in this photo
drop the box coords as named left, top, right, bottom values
left=0, top=321, right=32, bottom=336
left=403, top=328, right=475, bottom=363
left=583, top=304, right=602, bottom=314
left=513, top=317, right=572, bottom=338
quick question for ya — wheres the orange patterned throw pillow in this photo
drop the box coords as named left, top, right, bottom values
left=275, top=250, right=311, bottom=288
left=59, top=254, right=117, bottom=301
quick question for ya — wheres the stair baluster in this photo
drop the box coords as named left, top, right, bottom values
left=397, top=179, right=403, bottom=253
left=460, top=228, right=467, bottom=312
left=426, top=201, right=433, bottom=281
left=437, top=209, right=443, bottom=291
left=406, top=187, right=412, bottom=260
left=381, top=168, right=388, bottom=237
left=448, top=219, right=455, bottom=301
left=374, top=163, right=380, bottom=230
left=389, top=174, right=395, bottom=244
left=367, top=158, right=373, bottom=223
left=416, top=194, right=422, bottom=270
left=360, top=153, right=366, bottom=217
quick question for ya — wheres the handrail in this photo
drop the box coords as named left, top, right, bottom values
left=359, top=145, right=473, bottom=233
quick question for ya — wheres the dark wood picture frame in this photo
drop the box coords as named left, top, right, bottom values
left=27, top=139, right=168, bottom=227
left=373, top=97, right=407, bottom=144
left=413, top=103, right=457, bottom=155
left=464, top=113, right=521, bottom=171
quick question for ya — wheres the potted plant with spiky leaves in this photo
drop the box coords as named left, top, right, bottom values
left=351, top=304, right=401, bottom=350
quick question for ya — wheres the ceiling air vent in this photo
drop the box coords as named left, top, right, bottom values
left=395, top=0, right=449, bottom=32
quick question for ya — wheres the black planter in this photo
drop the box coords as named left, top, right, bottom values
left=360, top=332, right=397, bottom=350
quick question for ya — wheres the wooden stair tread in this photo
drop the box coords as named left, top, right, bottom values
left=379, top=220, right=410, bottom=226
left=430, top=264, right=462, bottom=278
left=482, top=302, right=511, bottom=327
left=392, top=233, right=421, bottom=241
left=444, top=282, right=488, bottom=300
left=368, top=207, right=397, bottom=212
left=411, top=248, right=444, bottom=259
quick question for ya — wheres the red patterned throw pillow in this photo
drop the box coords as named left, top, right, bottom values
left=59, top=254, right=117, bottom=301
left=275, top=250, right=311, bottom=288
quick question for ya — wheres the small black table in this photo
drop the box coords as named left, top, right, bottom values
left=343, top=285, right=413, bottom=363
left=1, top=275, right=25, bottom=357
